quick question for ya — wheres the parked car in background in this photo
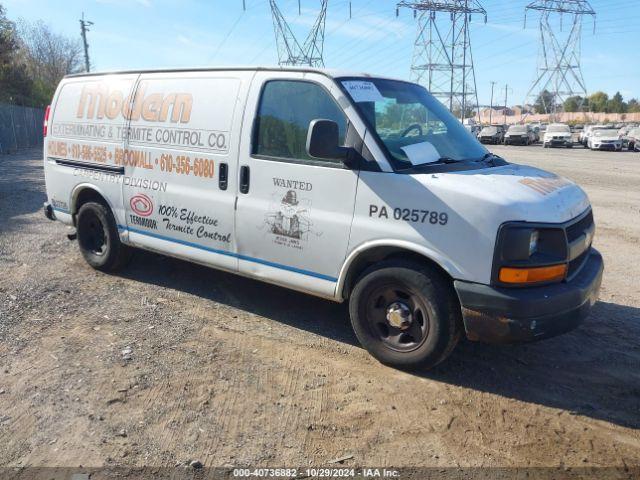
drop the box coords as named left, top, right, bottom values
left=626, top=128, right=640, bottom=151
left=527, top=124, right=541, bottom=142
left=464, top=124, right=481, bottom=138
left=582, top=125, right=607, bottom=147
left=543, top=123, right=573, bottom=148
left=618, top=126, right=631, bottom=149
left=579, top=125, right=590, bottom=144
left=504, top=124, right=536, bottom=145
left=588, top=128, right=623, bottom=151
left=618, top=125, right=639, bottom=149
left=478, top=125, right=505, bottom=144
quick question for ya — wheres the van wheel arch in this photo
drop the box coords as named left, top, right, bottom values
left=341, top=247, right=456, bottom=301
left=72, top=187, right=111, bottom=221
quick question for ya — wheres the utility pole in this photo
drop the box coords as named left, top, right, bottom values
left=397, top=1, right=487, bottom=121
left=524, top=0, right=595, bottom=113
left=489, top=81, right=496, bottom=125
left=503, top=84, right=513, bottom=124
left=79, top=12, right=94, bottom=73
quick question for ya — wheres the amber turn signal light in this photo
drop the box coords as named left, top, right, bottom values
left=499, top=264, right=567, bottom=284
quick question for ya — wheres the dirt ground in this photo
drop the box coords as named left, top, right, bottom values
left=1, top=146, right=639, bottom=471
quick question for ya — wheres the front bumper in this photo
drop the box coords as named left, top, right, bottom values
left=505, top=136, right=529, bottom=145
left=545, top=138, right=572, bottom=147
left=592, top=142, right=622, bottom=151
left=454, top=249, right=604, bottom=344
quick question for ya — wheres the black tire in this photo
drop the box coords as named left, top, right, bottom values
left=348, top=260, right=461, bottom=371
left=76, top=201, right=131, bottom=272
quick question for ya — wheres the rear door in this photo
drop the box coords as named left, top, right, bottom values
left=235, top=72, right=360, bottom=297
left=122, top=71, right=250, bottom=272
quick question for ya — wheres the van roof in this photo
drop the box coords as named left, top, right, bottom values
left=64, top=65, right=404, bottom=82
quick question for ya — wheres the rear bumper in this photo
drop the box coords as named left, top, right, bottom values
left=454, top=249, right=604, bottom=344
left=44, top=201, right=56, bottom=221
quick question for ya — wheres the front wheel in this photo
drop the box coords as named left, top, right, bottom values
left=77, top=201, right=132, bottom=272
left=349, top=261, right=461, bottom=370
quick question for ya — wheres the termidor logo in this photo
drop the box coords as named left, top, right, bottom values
left=76, top=82, right=192, bottom=123
left=130, top=194, right=154, bottom=217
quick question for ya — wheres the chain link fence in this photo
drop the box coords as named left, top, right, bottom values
left=0, top=103, right=45, bottom=154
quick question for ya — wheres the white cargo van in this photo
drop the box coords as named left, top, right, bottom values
left=43, top=67, right=603, bottom=369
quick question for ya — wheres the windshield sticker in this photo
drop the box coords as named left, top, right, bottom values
left=342, top=81, right=384, bottom=103
left=401, top=141, right=440, bottom=165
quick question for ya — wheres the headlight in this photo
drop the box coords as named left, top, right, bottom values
left=529, top=230, right=539, bottom=256
left=494, top=224, right=568, bottom=286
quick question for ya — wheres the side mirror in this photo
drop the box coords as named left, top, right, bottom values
left=306, top=119, right=350, bottom=162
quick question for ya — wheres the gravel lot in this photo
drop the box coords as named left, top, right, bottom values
left=0, top=146, right=639, bottom=470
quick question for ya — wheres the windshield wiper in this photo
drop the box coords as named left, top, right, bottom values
left=398, top=157, right=461, bottom=171
left=476, top=152, right=506, bottom=167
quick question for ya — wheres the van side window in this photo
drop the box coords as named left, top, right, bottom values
left=253, top=80, right=347, bottom=163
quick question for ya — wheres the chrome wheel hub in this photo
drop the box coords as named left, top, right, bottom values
left=386, top=302, right=412, bottom=331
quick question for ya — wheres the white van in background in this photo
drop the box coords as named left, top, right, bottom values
left=43, top=67, right=603, bottom=370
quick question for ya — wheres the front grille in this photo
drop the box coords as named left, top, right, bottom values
left=566, top=210, right=594, bottom=243
left=568, top=248, right=589, bottom=278
left=565, top=210, right=595, bottom=279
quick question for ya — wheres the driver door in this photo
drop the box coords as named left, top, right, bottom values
left=235, top=72, right=360, bottom=298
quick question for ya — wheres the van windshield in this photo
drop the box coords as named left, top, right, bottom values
left=339, top=78, right=487, bottom=167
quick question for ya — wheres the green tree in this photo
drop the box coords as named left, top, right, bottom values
left=627, top=99, right=640, bottom=113
left=0, top=5, right=30, bottom=104
left=563, top=96, right=584, bottom=113
left=18, top=20, right=83, bottom=106
left=588, top=91, right=609, bottom=113
left=606, top=91, right=626, bottom=114
left=534, top=90, right=555, bottom=114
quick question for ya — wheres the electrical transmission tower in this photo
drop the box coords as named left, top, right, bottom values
left=524, top=0, right=595, bottom=114
left=268, top=0, right=328, bottom=67
left=397, top=1, right=486, bottom=121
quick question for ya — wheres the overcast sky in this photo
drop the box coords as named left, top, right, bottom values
left=4, top=0, right=638, bottom=106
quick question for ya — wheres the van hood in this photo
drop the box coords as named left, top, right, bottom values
left=416, top=163, right=590, bottom=225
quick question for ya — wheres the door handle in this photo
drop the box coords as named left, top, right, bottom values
left=240, top=165, right=250, bottom=194
left=219, top=163, right=228, bottom=191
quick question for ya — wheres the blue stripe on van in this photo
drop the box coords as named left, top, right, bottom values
left=53, top=207, right=71, bottom=215
left=117, top=224, right=338, bottom=283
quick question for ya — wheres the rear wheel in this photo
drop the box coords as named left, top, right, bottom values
left=349, top=260, right=461, bottom=370
left=77, top=201, right=131, bottom=272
